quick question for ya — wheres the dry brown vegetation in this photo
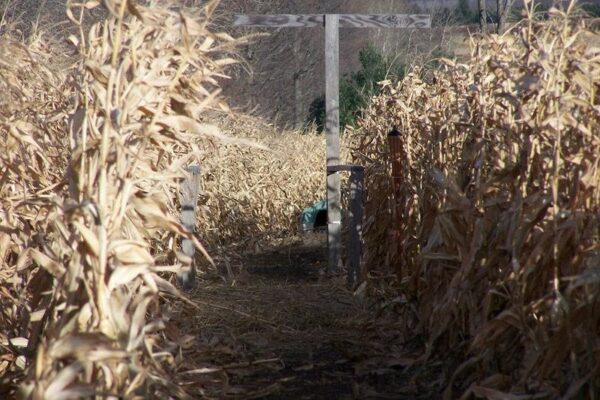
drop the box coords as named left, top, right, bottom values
left=3, top=0, right=600, bottom=398
left=352, top=2, right=600, bottom=397
left=192, top=112, right=325, bottom=249
left=0, top=0, right=325, bottom=398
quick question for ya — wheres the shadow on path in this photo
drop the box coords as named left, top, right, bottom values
left=171, top=233, right=437, bottom=399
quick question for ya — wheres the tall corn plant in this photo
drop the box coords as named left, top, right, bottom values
left=351, top=0, right=600, bottom=396
left=1, top=0, right=241, bottom=398
left=0, top=23, right=75, bottom=398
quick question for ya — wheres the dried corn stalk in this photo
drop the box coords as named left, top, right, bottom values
left=1, top=0, right=245, bottom=397
left=351, top=2, right=600, bottom=396
left=195, top=112, right=328, bottom=248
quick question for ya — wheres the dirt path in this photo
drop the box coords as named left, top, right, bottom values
left=171, top=234, right=436, bottom=399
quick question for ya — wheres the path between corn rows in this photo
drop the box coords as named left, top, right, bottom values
left=172, top=233, right=438, bottom=399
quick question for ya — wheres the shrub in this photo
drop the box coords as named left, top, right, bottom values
left=307, top=45, right=404, bottom=131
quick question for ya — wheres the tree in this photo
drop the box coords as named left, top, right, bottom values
left=307, top=45, right=404, bottom=131
left=478, top=0, right=487, bottom=32
left=477, top=0, right=513, bottom=34
left=456, top=0, right=472, bottom=22
left=496, top=0, right=515, bottom=34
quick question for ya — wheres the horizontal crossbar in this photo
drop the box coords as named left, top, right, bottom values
left=234, top=14, right=431, bottom=29
left=327, top=164, right=365, bottom=174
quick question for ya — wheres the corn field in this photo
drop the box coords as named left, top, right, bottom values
left=351, top=2, right=600, bottom=397
left=193, top=112, right=326, bottom=248
left=0, top=0, right=328, bottom=397
left=2, top=0, right=600, bottom=398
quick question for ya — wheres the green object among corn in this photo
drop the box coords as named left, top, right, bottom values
left=299, top=200, right=328, bottom=232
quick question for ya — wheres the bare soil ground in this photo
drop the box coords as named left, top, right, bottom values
left=171, top=234, right=440, bottom=399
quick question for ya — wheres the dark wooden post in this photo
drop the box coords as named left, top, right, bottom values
left=347, top=165, right=365, bottom=287
left=178, top=165, right=201, bottom=291
left=233, top=14, right=431, bottom=273
left=327, top=164, right=365, bottom=286
left=388, top=128, right=403, bottom=281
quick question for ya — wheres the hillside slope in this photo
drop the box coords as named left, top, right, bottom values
left=219, top=0, right=600, bottom=128
left=7, top=0, right=596, bottom=129
left=219, top=0, right=451, bottom=129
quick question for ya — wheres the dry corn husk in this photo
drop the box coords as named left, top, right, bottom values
left=0, top=0, right=334, bottom=396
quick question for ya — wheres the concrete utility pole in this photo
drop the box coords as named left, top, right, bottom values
left=234, top=13, right=431, bottom=273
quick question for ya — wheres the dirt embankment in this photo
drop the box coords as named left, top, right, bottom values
left=3, top=0, right=466, bottom=129
left=218, top=0, right=460, bottom=129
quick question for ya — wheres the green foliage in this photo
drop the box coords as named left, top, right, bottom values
left=457, top=0, right=470, bottom=17
left=308, top=45, right=404, bottom=131
left=423, top=48, right=456, bottom=71
left=582, top=3, right=600, bottom=17
left=455, top=0, right=475, bottom=23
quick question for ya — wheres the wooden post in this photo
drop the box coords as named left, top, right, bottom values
left=325, top=14, right=342, bottom=273
left=388, top=129, right=403, bottom=281
left=178, top=165, right=201, bottom=291
left=347, top=165, right=365, bottom=287
left=233, top=13, right=431, bottom=273
left=327, top=164, right=365, bottom=286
